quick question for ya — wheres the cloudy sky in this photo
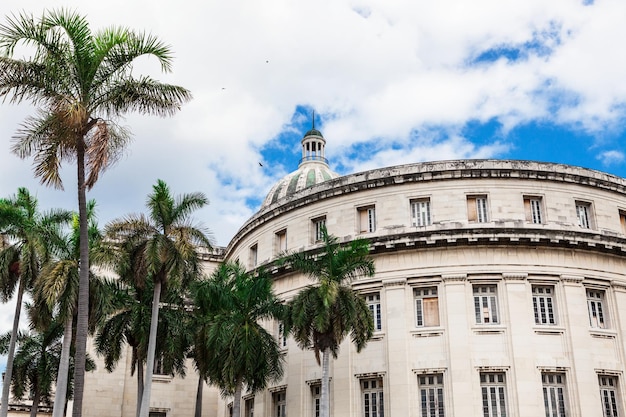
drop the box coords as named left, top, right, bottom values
left=1, top=0, right=626, bottom=369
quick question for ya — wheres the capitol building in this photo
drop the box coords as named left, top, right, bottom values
left=83, top=126, right=626, bottom=417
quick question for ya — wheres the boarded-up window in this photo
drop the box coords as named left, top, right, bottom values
left=524, top=196, right=543, bottom=224
left=275, top=230, right=287, bottom=254
left=467, top=195, right=488, bottom=223
left=358, top=206, right=376, bottom=233
left=415, top=287, right=440, bottom=327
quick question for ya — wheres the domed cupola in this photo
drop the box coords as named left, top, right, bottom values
left=261, top=116, right=339, bottom=209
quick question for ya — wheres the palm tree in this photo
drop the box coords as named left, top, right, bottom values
left=197, top=261, right=284, bottom=417
left=0, top=312, right=95, bottom=417
left=95, top=278, right=191, bottom=417
left=0, top=188, right=70, bottom=417
left=105, top=180, right=211, bottom=417
left=34, top=200, right=108, bottom=417
left=0, top=11, right=191, bottom=417
left=280, top=227, right=375, bottom=417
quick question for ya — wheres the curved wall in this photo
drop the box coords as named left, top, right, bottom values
left=222, top=160, right=626, bottom=417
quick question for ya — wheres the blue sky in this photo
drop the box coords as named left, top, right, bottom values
left=2, top=0, right=626, bottom=363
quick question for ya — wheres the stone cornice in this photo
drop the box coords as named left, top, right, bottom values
left=227, top=159, right=626, bottom=255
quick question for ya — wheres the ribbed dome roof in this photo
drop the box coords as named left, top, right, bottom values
left=260, top=119, right=338, bottom=209
left=261, top=163, right=339, bottom=208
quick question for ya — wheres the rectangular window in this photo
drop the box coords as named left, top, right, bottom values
left=524, top=196, right=543, bottom=224
left=467, top=195, right=489, bottom=223
left=411, top=199, right=432, bottom=227
left=274, top=391, right=286, bottom=417
left=249, top=244, right=258, bottom=268
left=359, top=206, right=376, bottom=233
left=418, top=374, right=445, bottom=417
left=415, top=287, right=440, bottom=327
left=245, top=398, right=254, bottom=417
left=275, top=229, right=287, bottom=254
left=542, top=373, right=567, bottom=417
left=149, top=412, right=166, bottom=417
left=599, top=375, right=621, bottom=417
left=362, top=378, right=384, bottom=417
left=312, top=217, right=326, bottom=243
left=312, top=385, right=320, bottom=417
left=587, top=289, right=607, bottom=329
left=153, top=354, right=167, bottom=375
left=474, top=285, right=499, bottom=325
left=277, top=322, right=287, bottom=348
left=480, top=373, right=507, bottom=417
left=576, top=201, right=593, bottom=229
left=532, top=286, right=556, bottom=325
left=620, top=211, right=626, bottom=235
left=366, top=293, right=382, bottom=331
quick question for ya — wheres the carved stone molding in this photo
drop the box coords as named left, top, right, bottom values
left=442, top=274, right=467, bottom=283
left=560, top=275, right=584, bottom=285
left=383, top=278, right=407, bottom=288
left=503, top=273, right=528, bottom=281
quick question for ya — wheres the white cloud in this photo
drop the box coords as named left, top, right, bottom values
left=597, top=150, right=625, bottom=166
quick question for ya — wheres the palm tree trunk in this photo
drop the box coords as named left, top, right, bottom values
left=232, top=381, right=242, bottom=417
left=29, top=384, right=40, bottom=417
left=0, top=275, right=26, bottom=417
left=52, top=315, right=73, bottom=417
left=138, top=281, right=162, bottom=417
left=72, top=139, right=90, bottom=417
left=194, top=375, right=203, bottom=417
left=320, top=347, right=330, bottom=417
left=136, top=350, right=143, bottom=417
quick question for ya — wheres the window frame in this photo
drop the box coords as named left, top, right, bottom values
left=599, top=375, right=621, bottom=417
left=358, top=205, right=377, bottom=233
left=479, top=372, right=508, bottom=417
left=365, top=293, right=382, bottom=332
left=414, top=287, right=440, bottom=328
left=249, top=243, right=258, bottom=268
left=418, top=373, right=445, bottom=417
left=532, top=285, right=557, bottom=326
left=524, top=195, right=544, bottom=224
left=361, top=378, right=385, bottom=417
left=312, top=216, right=327, bottom=243
left=587, top=288, right=608, bottom=329
left=273, top=390, right=286, bottom=417
left=575, top=200, right=594, bottom=229
left=275, top=229, right=287, bottom=254
left=541, top=372, right=568, bottom=417
left=411, top=198, right=432, bottom=227
left=473, top=285, right=499, bottom=325
left=244, top=397, right=254, bottom=417
left=467, top=195, right=489, bottom=223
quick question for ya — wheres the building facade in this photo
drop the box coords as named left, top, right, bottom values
left=85, top=128, right=626, bottom=417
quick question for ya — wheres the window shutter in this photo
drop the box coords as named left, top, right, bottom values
left=467, top=197, right=477, bottom=221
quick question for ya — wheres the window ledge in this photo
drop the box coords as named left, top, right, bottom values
left=152, top=375, right=172, bottom=383
left=590, top=328, right=617, bottom=339
left=371, top=331, right=385, bottom=340
left=411, top=328, right=444, bottom=338
left=472, top=325, right=506, bottom=334
left=533, top=326, right=565, bottom=335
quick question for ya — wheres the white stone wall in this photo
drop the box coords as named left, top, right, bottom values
left=83, top=160, right=626, bottom=417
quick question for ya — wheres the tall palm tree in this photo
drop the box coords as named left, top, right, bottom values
left=0, top=188, right=70, bottom=417
left=34, top=200, right=108, bottom=417
left=105, top=180, right=211, bottom=417
left=280, top=227, right=375, bottom=417
left=197, top=261, right=284, bottom=417
left=0, top=11, right=191, bottom=417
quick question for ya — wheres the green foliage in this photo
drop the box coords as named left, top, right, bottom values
left=280, top=227, right=375, bottom=362
left=193, top=261, right=284, bottom=396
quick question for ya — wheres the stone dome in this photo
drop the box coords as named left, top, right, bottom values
left=261, top=125, right=339, bottom=209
